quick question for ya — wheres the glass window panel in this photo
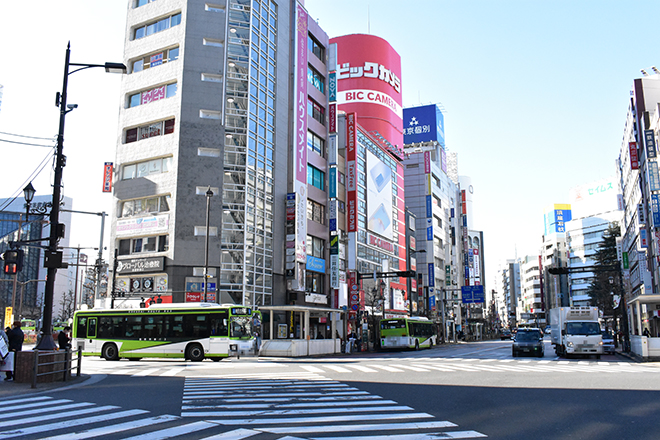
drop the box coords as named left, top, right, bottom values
left=133, top=238, right=143, bottom=253
left=123, top=164, right=136, bottom=180
left=160, top=196, right=170, bottom=212
left=168, top=47, right=179, bottom=61
left=135, top=26, right=145, bottom=40
left=133, top=59, right=144, bottom=73
left=162, top=157, right=172, bottom=172
left=166, top=83, right=178, bottom=98
left=122, top=201, right=134, bottom=217
left=129, top=93, right=141, bottom=108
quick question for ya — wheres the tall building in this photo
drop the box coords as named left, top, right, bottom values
left=499, top=260, right=519, bottom=329
left=618, top=73, right=660, bottom=338
left=110, top=0, right=330, bottom=308
left=402, top=104, right=461, bottom=324
left=565, top=176, right=623, bottom=306
left=518, top=255, right=543, bottom=327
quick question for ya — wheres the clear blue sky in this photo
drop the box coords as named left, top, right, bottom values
left=1, top=1, right=659, bottom=292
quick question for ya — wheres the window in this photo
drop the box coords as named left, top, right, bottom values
left=306, top=271, right=324, bottom=295
left=308, top=98, right=325, bottom=125
left=307, top=199, right=325, bottom=225
left=125, top=118, right=175, bottom=143
left=307, top=66, right=325, bottom=93
left=307, top=131, right=324, bottom=157
left=118, top=235, right=169, bottom=255
left=134, top=13, right=181, bottom=40
left=307, top=164, right=325, bottom=191
left=120, top=195, right=170, bottom=218
left=128, top=83, right=177, bottom=108
left=135, top=0, right=157, bottom=7
left=308, top=34, right=325, bottom=62
left=122, top=157, right=172, bottom=180
left=131, top=47, right=179, bottom=73
left=306, top=235, right=325, bottom=258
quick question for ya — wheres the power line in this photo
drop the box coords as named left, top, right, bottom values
left=0, top=148, right=55, bottom=213
left=0, top=131, right=55, bottom=141
left=0, top=138, right=56, bottom=148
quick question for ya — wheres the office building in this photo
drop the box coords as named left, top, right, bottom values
left=110, top=0, right=330, bottom=308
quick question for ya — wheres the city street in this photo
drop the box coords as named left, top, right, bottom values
left=0, top=339, right=659, bottom=439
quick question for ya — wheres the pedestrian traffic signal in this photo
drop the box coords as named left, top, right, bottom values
left=2, top=249, right=23, bottom=275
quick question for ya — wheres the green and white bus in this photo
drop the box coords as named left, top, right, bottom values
left=380, top=317, right=437, bottom=350
left=73, top=303, right=257, bottom=361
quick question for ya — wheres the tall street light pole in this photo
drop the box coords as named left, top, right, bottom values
left=203, top=187, right=213, bottom=302
left=36, top=43, right=125, bottom=351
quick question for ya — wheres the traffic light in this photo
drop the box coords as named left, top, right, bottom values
left=2, top=249, right=23, bottom=275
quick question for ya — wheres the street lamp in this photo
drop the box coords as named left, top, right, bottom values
left=36, top=42, right=126, bottom=351
left=203, top=187, right=213, bottom=302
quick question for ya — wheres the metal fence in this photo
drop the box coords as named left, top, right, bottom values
left=31, top=347, right=82, bottom=388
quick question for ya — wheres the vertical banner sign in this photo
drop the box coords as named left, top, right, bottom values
left=645, top=130, right=657, bottom=159
left=329, top=103, right=337, bottom=133
left=347, top=113, right=357, bottom=232
left=623, top=251, right=629, bottom=269
left=424, top=151, right=431, bottom=174
left=629, top=142, right=639, bottom=170
left=652, top=194, right=660, bottom=227
left=649, top=161, right=660, bottom=191
left=328, top=71, right=337, bottom=102
left=102, top=162, right=113, bottom=193
left=638, top=203, right=646, bottom=224
left=427, top=263, right=435, bottom=287
left=328, top=199, right=337, bottom=233
left=294, top=5, right=308, bottom=264
left=328, top=134, right=338, bottom=165
left=329, top=166, right=337, bottom=198
left=640, top=228, right=648, bottom=248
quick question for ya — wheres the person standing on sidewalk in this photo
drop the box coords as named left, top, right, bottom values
left=5, top=321, right=24, bottom=381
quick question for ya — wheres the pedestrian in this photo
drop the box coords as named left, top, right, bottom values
left=58, top=326, right=72, bottom=350
left=643, top=328, right=651, bottom=337
left=252, top=313, right=262, bottom=355
left=5, top=321, right=23, bottom=381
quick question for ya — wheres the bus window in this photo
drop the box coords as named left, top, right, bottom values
left=210, top=311, right=229, bottom=336
left=144, top=316, right=164, bottom=339
left=184, top=314, right=209, bottom=338
left=127, top=316, right=142, bottom=339
left=88, top=318, right=97, bottom=338
left=76, top=317, right=87, bottom=338
left=168, top=315, right=184, bottom=338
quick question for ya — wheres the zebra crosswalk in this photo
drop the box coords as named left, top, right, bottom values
left=181, top=372, right=488, bottom=439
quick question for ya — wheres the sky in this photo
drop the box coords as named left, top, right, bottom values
left=1, top=1, right=659, bottom=293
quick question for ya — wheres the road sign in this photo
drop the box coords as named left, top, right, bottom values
left=461, top=285, right=485, bottom=304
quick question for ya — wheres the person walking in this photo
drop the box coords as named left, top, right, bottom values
left=5, top=321, right=24, bottom=381
left=58, top=326, right=72, bottom=350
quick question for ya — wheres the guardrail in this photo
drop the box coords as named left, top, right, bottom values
left=31, top=347, right=82, bottom=389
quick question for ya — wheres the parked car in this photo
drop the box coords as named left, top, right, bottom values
left=500, top=329, right=512, bottom=340
left=512, top=328, right=544, bottom=357
left=601, top=329, right=615, bottom=354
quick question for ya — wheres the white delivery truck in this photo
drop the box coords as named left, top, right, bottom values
left=549, top=306, right=603, bottom=359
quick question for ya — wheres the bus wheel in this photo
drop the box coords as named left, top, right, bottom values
left=186, top=344, right=205, bottom=362
left=102, top=343, right=119, bottom=361
left=414, top=340, right=420, bottom=350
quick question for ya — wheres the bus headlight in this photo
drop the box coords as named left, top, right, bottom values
left=567, top=341, right=574, bottom=348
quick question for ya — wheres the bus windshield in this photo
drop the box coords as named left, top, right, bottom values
left=230, top=316, right=252, bottom=338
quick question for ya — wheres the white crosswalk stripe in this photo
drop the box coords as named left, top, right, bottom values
left=0, top=396, right=222, bottom=439
left=181, top=374, right=487, bottom=438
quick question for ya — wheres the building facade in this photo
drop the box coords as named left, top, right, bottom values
left=110, top=0, right=332, bottom=309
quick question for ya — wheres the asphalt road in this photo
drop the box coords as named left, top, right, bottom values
left=2, top=339, right=658, bottom=439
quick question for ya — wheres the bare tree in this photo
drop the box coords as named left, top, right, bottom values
left=58, top=289, right=76, bottom=322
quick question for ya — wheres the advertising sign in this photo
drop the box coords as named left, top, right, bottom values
left=330, top=254, right=339, bottom=289
left=306, top=256, right=326, bottom=273
left=293, top=5, right=308, bottom=263
left=630, top=142, right=639, bottom=170
left=102, top=162, right=113, bottom=193
left=652, top=194, right=660, bottom=226
left=347, top=113, right=358, bottom=232
left=329, top=166, right=337, bottom=199
left=649, top=161, right=660, bottom=191
left=328, top=134, right=338, bottom=165
left=428, top=263, right=435, bottom=287
left=328, top=71, right=337, bottom=102
left=331, top=34, right=403, bottom=147
left=116, top=257, right=165, bottom=275
left=116, top=214, right=169, bottom=237
left=403, top=104, right=445, bottom=147
left=641, top=228, right=648, bottom=248
left=424, top=151, right=431, bottom=173
left=366, top=150, right=393, bottom=239
left=645, top=130, right=657, bottom=159
left=461, top=285, right=485, bottom=304
left=329, top=103, right=336, bottom=133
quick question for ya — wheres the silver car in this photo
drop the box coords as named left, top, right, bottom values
left=601, top=329, right=615, bottom=354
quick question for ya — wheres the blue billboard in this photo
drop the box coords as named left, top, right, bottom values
left=403, top=104, right=445, bottom=147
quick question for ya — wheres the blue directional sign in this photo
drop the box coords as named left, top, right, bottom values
left=461, top=285, right=485, bottom=304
